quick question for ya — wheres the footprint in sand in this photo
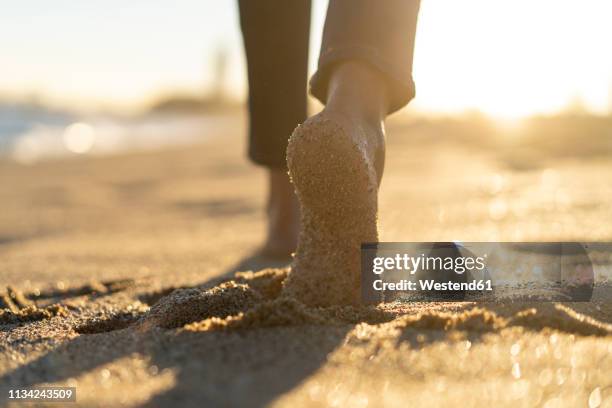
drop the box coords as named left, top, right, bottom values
left=0, top=279, right=136, bottom=325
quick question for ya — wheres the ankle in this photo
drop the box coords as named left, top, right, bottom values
left=266, top=169, right=299, bottom=232
left=267, top=170, right=297, bottom=211
left=325, top=62, right=389, bottom=122
left=261, top=169, right=299, bottom=257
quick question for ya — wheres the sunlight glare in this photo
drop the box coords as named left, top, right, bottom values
left=63, top=123, right=96, bottom=154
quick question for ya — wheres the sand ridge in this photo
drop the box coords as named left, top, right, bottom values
left=133, top=268, right=612, bottom=338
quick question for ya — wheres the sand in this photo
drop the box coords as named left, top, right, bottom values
left=140, top=269, right=611, bottom=336
left=1, top=113, right=612, bottom=407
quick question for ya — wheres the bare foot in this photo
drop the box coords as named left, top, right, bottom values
left=283, top=62, right=388, bottom=306
left=260, top=169, right=300, bottom=258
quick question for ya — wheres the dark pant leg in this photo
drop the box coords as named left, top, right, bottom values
left=238, top=0, right=311, bottom=169
left=310, top=0, right=421, bottom=114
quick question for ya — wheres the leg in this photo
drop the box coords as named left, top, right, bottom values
left=238, top=0, right=311, bottom=257
left=283, top=0, right=421, bottom=305
left=311, top=0, right=421, bottom=115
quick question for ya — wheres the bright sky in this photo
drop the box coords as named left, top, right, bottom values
left=1, top=0, right=611, bottom=117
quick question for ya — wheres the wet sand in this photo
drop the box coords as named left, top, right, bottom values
left=1, top=114, right=612, bottom=407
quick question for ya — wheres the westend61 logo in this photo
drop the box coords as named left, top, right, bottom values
left=361, top=242, right=603, bottom=303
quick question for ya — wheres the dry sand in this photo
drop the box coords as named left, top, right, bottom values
left=1, top=114, right=612, bottom=407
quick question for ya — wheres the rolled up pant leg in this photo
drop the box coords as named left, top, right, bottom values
left=238, top=0, right=311, bottom=169
left=310, top=0, right=421, bottom=114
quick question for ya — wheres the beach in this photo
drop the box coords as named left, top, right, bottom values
left=1, top=113, right=611, bottom=407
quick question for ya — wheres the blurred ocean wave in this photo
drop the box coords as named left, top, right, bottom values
left=3, top=100, right=610, bottom=168
left=0, top=102, right=239, bottom=164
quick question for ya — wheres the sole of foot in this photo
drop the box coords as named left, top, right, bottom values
left=283, top=111, right=379, bottom=306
